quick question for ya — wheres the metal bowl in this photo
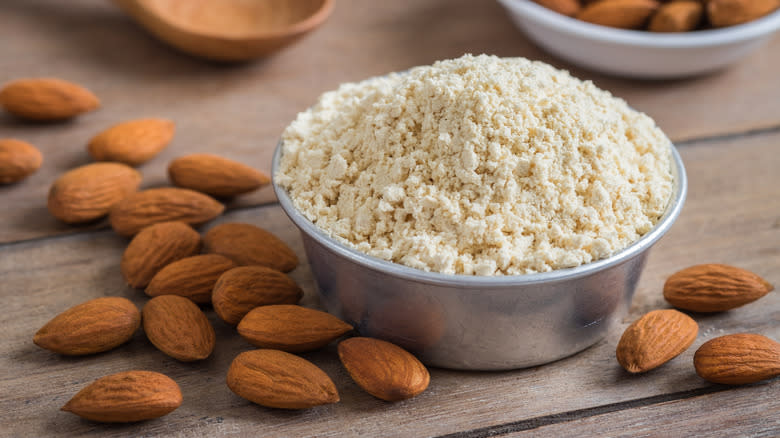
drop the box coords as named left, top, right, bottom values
left=272, top=142, right=687, bottom=370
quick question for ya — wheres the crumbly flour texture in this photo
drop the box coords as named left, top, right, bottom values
left=277, top=54, right=673, bottom=276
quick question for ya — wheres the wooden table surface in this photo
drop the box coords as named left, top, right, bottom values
left=1, top=1, right=778, bottom=437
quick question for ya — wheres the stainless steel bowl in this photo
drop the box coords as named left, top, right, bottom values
left=272, top=143, right=687, bottom=370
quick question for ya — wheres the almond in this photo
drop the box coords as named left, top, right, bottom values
left=648, top=0, right=703, bottom=32
left=47, top=162, right=142, bottom=224
left=88, top=118, right=175, bottom=166
left=577, top=0, right=660, bottom=29
left=33, top=297, right=140, bottom=355
left=0, top=139, right=42, bottom=184
left=142, top=295, right=216, bottom=361
left=237, top=305, right=352, bottom=352
left=145, top=254, right=235, bottom=304
left=338, top=337, right=430, bottom=401
left=203, top=222, right=298, bottom=271
left=663, top=264, right=773, bottom=313
left=168, top=153, right=270, bottom=197
left=694, top=333, right=780, bottom=384
left=226, top=349, right=339, bottom=409
left=109, top=187, right=224, bottom=237
left=0, top=78, right=99, bottom=121
left=534, top=0, right=582, bottom=16
left=212, top=266, right=303, bottom=325
left=616, top=309, right=698, bottom=373
left=61, top=370, right=182, bottom=422
left=121, top=221, right=202, bottom=288
left=707, top=0, right=780, bottom=27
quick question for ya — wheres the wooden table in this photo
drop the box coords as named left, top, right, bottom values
left=1, top=1, right=778, bottom=436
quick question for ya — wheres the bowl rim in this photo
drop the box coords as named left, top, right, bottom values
left=497, top=0, right=780, bottom=48
left=272, top=140, right=687, bottom=287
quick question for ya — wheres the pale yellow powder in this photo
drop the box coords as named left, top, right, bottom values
left=276, top=54, right=673, bottom=276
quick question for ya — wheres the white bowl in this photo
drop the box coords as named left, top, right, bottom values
left=497, top=0, right=780, bottom=78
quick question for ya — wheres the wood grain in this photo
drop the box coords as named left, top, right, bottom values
left=1, top=0, right=779, bottom=243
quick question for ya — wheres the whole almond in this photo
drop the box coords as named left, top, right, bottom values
left=88, top=118, right=175, bottom=166
left=648, top=1, right=703, bottom=32
left=0, top=139, right=42, bottom=184
left=338, top=337, right=430, bottom=401
left=110, top=187, right=224, bottom=237
left=121, top=221, right=202, bottom=288
left=62, top=370, right=182, bottom=422
left=0, top=78, right=99, bottom=121
left=534, top=0, right=582, bottom=16
left=707, top=0, right=780, bottom=27
left=203, top=222, right=298, bottom=271
left=143, top=295, right=216, bottom=362
left=663, top=264, right=773, bottom=313
left=48, top=162, right=142, bottom=224
left=226, top=349, right=339, bottom=409
left=33, top=297, right=140, bottom=355
left=577, top=0, right=660, bottom=29
left=146, top=254, right=236, bottom=304
left=616, top=309, right=698, bottom=373
left=694, top=334, right=780, bottom=384
left=212, top=266, right=303, bottom=325
left=238, top=305, right=352, bottom=352
left=168, top=153, right=270, bottom=197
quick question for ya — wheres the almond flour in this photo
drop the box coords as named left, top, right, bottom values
left=277, top=55, right=673, bottom=275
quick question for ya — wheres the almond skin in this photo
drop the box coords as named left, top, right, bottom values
left=145, top=254, right=236, bottom=304
left=707, top=0, right=780, bottom=27
left=694, top=334, right=780, bottom=384
left=110, top=187, right=224, bottom=237
left=61, top=371, right=182, bottom=422
left=168, top=153, right=270, bottom=197
left=203, top=222, right=298, bottom=272
left=0, top=78, right=99, bottom=121
left=648, top=0, right=703, bottom=32
left=33, top=297, right=140, bottom=355
left=121, top=221, right=202, bottom=288
left=663, top=264, right=773, bottom=313
left=577, top=0, right=660, bottom=29
left=226, top=349, right=339, bottom=409
left=0, top=138, right=42, bottom=184
left=338, top=337, right=430, bottom=401
left=534, top=0, right=581, bottom=16
left=616, top=309, right=698, bottom=373
left=142, top=295, right=216, bottom=362
left=212, top=266, right=303, bottom=325
left=237, top=305, right=353, bottom=352
left=47, top=162, right=142, bottom=224
left=88, top=118, right=175, bottom=166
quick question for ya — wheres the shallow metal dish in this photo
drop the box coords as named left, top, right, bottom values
left=272, top=142, right=687, bottom=370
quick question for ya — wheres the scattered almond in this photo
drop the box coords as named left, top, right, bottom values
left=338, top=337, right=430, bottom=401
left=88, top=118, right=175, bottom=166
left=33, top=297, right=140, bottom=355
left=121, top=221, right=202, bottom=288
left=237, top=305, right=352, bottom=352
left=203, top=222, right=298, bottom=271
left=168, top=153, right=270, bottom=197
left=694, top=333, right=780, bottom=384
left=0, top=78, right=99, bottom=121
left=0, top=139, right=42, bottom=184
left=61, top=370, right=182, bottom=422
left=109, top=187, right=224, bottom=237
left=648, top=1, right=703, bottom=32
left=142, top=295, right=216, bottom=362
left=145, top=254, right=235, bottom=304
left=533, top=0, right=582, bottom=17
left=616, top=309, right=698, bottom=373
left=226, top=349, right=339, bottom=409
left=47, top=162, right=142, bottom=224
left=663, top=264, right=773, bottom=313
left=707, top=0, right=780, bottom=28
left=212, top=266, right=303, bottom=325
left=577, top=0, right=660, bottom=29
